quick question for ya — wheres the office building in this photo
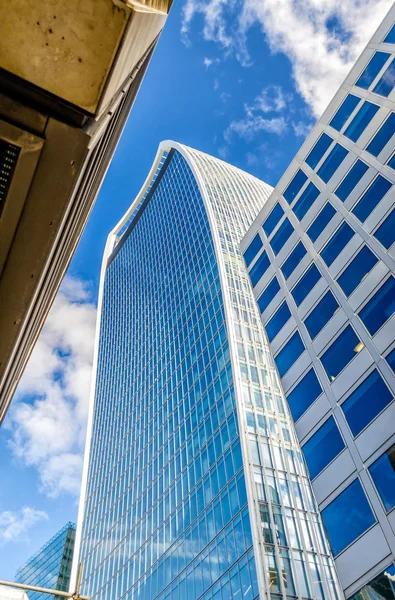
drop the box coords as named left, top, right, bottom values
left=15, top=522, right=76, bottom=599
left=241, top=6, right=395, bottom=599
left=73, top=142, right=341, bottom=600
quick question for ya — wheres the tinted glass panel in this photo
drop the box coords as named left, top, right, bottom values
left=320, top=325, right=362, bottom=381
left=283, top=170, right=308, bottom=204
left=304, top=291, right=339, bottom=340
left=358, top=276, right=395, bottom=335
left=344, top=101, right=380, bottom=142
left=291, top=264, right=321, bottom=307
left=266, top=302, right=292, bottom=342
left=243, top=234, right=263, bottom=267
left=374, top=209, right=395, bottom=249
left=342, top=369, right=392, bottom=436
left=388, top=153, right=395, bottom=169
left=317, top=144, right=348, bottom=183
left=335, top=160, right=369, bottom=201
left=320, top=222, right=354, bottom=266
left=293, top=182, right=320, bottom=220
left=337, top=246, right=378, bottom=297
left=355, top=51, right=390, bottom=89
left=373, top=60, right=395, bottom=97
left=270, top=218, right=294, bottom=255
left=302, top=417, right=345, bottom=479
left=257, top=278, right=280, bottom=313
left=249, top=251, right=270, bottom=287
left=275, top=332, right=305, bottom=378
left=352, top=175, right=392, bottom=222
left=281, top=242, right=307, bottom=279
left=384, top=24, right=395, bottom=43
left=329, top=94, right=360, bottom=131
left=349, top=566, right=395, bottom=600
left=263, top=203, right=285, bottom=237
left=305, top=133, right=333, bottom=169
left=322, top=479, right=375, bottom=556
left=386, top=348, right=395, bottom=372
left=369, top=444, right=395, bottom=511
left=286, top=369, right=322, bottom=421
left=307, top=203, right=336, bottom=242
left=366, top=113, right=395, bottom=157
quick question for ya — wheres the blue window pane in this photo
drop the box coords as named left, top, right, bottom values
left=358, top=276, right=395, bottom=335
left=263, top=203, right=285, bottom=237
left=257, top=277, right=280, bottom=313
left=321, top=325, right=362, bottom=381
left=329, top=94, right=360, bottom=131
left=249, top=251, right=270, bottom=287
left=342, top=369, right=393, bottom=436
left=337, top=246, right=378, bottom=297
left=373, top=60, right=395, bottom=97
left=352, top=175, right=392, bottom=223
left=317, top=144, right=348, bottom=183
left=302, top=417, right=345, bottom=479
left=355, top=52, right=390, bottom=89
left=291, top=264, right=321, bottom=307
left=366, top=113, right=395, bottom=157
left=387, top=153, right=395, bottom=169
left=243, top=234, right=263, bottom=267
left=320, top=222, right=354, bottom=266
left=286, top=369, right=322, bottom=421
left=374, top=209, right=395, bottom=249
left=281, top=242, right=307, bottom=279
left=275, top=332, right=305, bottom=378
left=322, top=479, right=375, bottom=556
left=369, top=444, right=395, bottom=511
left=304, top=291, right=339, bottom=340
left=384, top=24, right=395, bottom=43
left=305, top=133, right=333, bottom=169
left=307, top=203, right=336, bottom=242
left=283, top=170, right=308, bottom=204
left=270, top=218, right=294, bottom=255
left=386, top=348, right=395, bottom=372
left=344, top=101, right=380, bottom=142
left=335, top=160, right=369, bottom=201
left=293, top=182, right=320, bottom=220
left=349, top=566, right=395, bottom=600
left=265, top=302, right=292, bottom=342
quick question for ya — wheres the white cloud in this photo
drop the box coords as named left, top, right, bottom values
left=203, top=57, right=220, bottom=69
left=248, top=85, right=290, bottom=113
left=225, top=115, right=287, bottom=142
left=0, top=507, right=48, bottom=546
left=5, top=276, right=96, bottom=498
left=292, top=120, right=313, bottom=137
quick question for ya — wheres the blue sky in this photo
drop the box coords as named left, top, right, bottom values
left=0, top=0, right=392, bottom=581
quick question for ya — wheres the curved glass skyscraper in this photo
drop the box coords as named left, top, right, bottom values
left=74, top=142, right=340, bottom=600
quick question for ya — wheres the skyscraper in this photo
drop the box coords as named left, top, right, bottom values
left=241, top=6, right=395, bottom=600
left=74, top=142, right=340, bottom=600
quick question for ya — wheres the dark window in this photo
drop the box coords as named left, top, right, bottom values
left=329, top=94, right=360, bottom=131
left=243, top=234, right=263, bottom=267
left=266, top=302, right=292, bottom=342
left=275, top=332, right=305, bottom=378
left=337, top=246, right=378, bottom=297
left=321, top=325, right=362, bottom=381
left=374, top=209, right=395, bottom=249
left=366, top=113, right=395, bottom=157
left=321, top=479, right=375, bottom=556
left=369, top=444, right=395, bottom=511
left=291, top=264, right=321, bottom=307
left=257, top=277, right=280, bottom=313
left=286, top=369, right=322, bottom=421
left=373, top=60, right=395, bottom=97
left=352, top=175, right=392, bottom=223
left=386, top=348, right=395, bottom=373
left=302, top=417, right=345, bottom=479
left=307, top=203, right=336, bottom=243
left=335, top=160, right=369, bottom=201
left=384, top=25, right=395, bottom=43
left=341, top=369, right=393, bottom=436
left=283, top=170, right=308, bottom=203
left=317, top=144, right=348, bottom=183
left=358, top=276, right=395, bottom=335
left=270, top=218, right=294, bottom=255
left=281, top=242, right=307, bottom=279
left=304, top=291, right=339, bottom=340
left=320, top=222, right=354, bottom=266
left=293, top=182, right=320, bottom=220
left=263, top=203, right=285, bottom=237
left=344, top=101, right=380, bottom=142
left=350, top=567, right=395, bottom=600
left=355, top=52, right=390, bottom=89
left=305, top=133, right=333, bottom=169
left=387, top=153, right=395, bottom=169
left=249, top=251, right=270, bottom=287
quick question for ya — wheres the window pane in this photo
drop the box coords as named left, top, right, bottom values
left=305, top=133, right=333, bottom=169
left=307, top=203, right=336, bottom=243
left=386, top=348, right=395, bottom=372
left=304, top=291, right=339, bottom=340
left=286, top=369, right=322, bottom=421
left=335, top=160, right=369, bottom=201
left=369, top=444, right=395, bottom=511
left=258, top=277, right=280, bottom=313
left=266, top=302, right=292, bottom=342
left=293, top=182, right=320, bottom=220
left=270, top=218, right=294, bottom=255
left=275, top=332, right=305, bottom=378
left=387, top=152, right=395, bottom=169
left=302, top=417, right=345, bottom=479
left=244, top=234, right=263, bottom=267
left=317, top=144, right=348, bottom=183
left=349, top=566, right=395, bottom=600
left=249, top=251, right=270, bottom=287
left=329, top=94, right=360, bottom=131
left=263, top=203, right=285, bottom=237
left=358, top=276, right=395, bottom=335
left=337, top=246, right=378, bottom=297
left=374, top=208, right=395, bottom=249
left=320, top=325, right=362, bottom=381
left=373, top=60, right=395, bottom=97
left=281, top=242, right=307, bottom=279
left=366, top=113, right=395, bottom=157
left=320, top=222, right=354, bottom=266
left=355, top=52, right=390, bottom=89
left=321, top=479, right=375, bottom=556
left=291, top=264, right=321, bottom=307
left=341, top=369, right=392, bottom=436
left=344, top=101, right=380, bottom=142
left=283, top=170, right=308, bottom=203
left=352, top=175, right=392, bottom=222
